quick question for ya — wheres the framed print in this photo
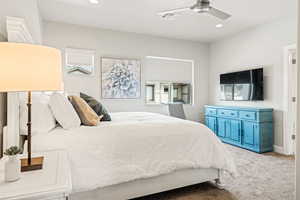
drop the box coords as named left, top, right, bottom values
left=101, top=57, right=141, bottom=99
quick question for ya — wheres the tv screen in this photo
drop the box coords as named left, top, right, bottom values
left=220, top=68, right=263, bottom=101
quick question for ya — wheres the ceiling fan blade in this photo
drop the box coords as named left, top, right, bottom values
left=207, top=7, right=231, bottom=20
left=158, top=7, right=191, bottom=16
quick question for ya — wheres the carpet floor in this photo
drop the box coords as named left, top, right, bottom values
left=134, top=144, right=295, bottom=200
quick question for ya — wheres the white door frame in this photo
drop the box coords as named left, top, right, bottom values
left=283, top=44, right=297, bottom=155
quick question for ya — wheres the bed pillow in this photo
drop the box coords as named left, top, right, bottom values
left=19, top=93, right=56, bottom=135
left=69, top=96, right=101, bottom=126
left=80, top=93, right=111, bottom=121
left=49, top=93, right=81, bottom=130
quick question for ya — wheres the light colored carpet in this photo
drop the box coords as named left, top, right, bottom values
left=134, top=144, right=295, bottom=200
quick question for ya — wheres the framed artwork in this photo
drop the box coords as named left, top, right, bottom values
left=65, top=48, right=95, bottom=76
left=101, top=57, right=141, bottom=99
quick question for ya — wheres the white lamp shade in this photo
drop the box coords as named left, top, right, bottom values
left=0, top=42, right=63, bottom=92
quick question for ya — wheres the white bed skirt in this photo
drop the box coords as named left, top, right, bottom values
left=70, top=168, right=220, bottom=200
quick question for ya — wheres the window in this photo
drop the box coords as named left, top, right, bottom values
left=146, top=81, right=191, bottom=105
left=144, top=56, right=194, bottom=105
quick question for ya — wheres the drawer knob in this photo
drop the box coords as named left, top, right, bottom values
left=231, top=113, right=235, bottom=115
left=246, top=114, right=250, bottom=117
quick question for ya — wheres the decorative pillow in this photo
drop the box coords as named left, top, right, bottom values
left=49, top=93, right=81, bottom=130
left=80, top=93, right=111, bottom=121
left=68, top=96, right=101, bottom=126
left=19, top=93, right=56, bottom=135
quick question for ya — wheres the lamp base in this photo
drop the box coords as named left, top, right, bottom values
left=21, top=156, right=44, bottom=172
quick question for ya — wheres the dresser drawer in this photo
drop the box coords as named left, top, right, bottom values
left=240, top=111, right=257, bottom=120
left=205, top=108, right=217, bottom=116
left=217, top=109, right=238, bottom=118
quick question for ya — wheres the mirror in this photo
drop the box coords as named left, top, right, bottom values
left=146, top=81, right=191, bottom=105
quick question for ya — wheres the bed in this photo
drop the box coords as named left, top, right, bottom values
left=4, top=18, right=236, bottom=200
left=22, top=112, right=236, bottom=200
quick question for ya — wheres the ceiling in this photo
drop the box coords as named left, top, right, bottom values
left=38, top=0, right=297, bottom=42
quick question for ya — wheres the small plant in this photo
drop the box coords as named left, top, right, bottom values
left=4, top=146, right=22, bottom=156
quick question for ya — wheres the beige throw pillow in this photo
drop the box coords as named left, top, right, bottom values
left=69, top=96, right=101, bottom=126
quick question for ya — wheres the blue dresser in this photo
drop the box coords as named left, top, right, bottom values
left=204, top=105, right=273, bottom=153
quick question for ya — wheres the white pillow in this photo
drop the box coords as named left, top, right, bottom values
left=19, top=93, right=56, bottom=135
left=49, top=93, right=81, bottom=130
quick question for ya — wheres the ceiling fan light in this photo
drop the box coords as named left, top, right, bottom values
left=202, top=7, right=210, bottom=12
left=192, top=6, right=210, bottom=13
left=192, top=8, right=201, bottom=12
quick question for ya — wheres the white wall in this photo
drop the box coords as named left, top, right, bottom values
left=296, top=1, right=299, bottom=199
left=209, top=17, right=297, bottom=147
left=0, top=34, right=7, bottom=157
left=43, top=21, right=210, bottom=122
left=0, top=0, right=42, bottom=44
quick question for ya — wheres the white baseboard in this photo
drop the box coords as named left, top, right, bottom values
left=273, top=145, right=286, bottom=155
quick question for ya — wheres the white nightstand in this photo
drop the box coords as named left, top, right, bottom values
left=0, top=150, right=72, bottom=200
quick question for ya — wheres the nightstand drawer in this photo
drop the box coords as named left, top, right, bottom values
left=218, top=109, right=238, bottom=118
left=205, top=108, right=217, bottom=116
left=239, top=111, right=257, bottom=120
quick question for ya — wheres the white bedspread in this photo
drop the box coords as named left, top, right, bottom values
left=30, top=112, right=237, bottom=193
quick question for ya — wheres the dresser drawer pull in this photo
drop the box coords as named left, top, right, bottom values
left=221, top=112, right=225, bottom=114
left=231, top=113, right=235, bottom=115
left=246, top=114, right=250, bottom=117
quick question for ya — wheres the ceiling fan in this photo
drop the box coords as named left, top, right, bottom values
left=158, top=0, right=231, bottom=20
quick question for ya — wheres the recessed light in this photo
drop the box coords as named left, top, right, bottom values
left=89, top=0, right=99, bottom=4
left=216, top=24, right=223, bottom=28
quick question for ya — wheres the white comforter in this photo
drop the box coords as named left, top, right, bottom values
left=31, top=112, right=236, bottom=193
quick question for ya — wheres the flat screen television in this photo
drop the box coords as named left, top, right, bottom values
left=220, top=68, right=264, bottom=101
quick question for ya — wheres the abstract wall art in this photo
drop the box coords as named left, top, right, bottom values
left=101, top=57, right=141, bottom=99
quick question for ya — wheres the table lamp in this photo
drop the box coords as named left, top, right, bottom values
left=0, top=42, right=63, bottom=172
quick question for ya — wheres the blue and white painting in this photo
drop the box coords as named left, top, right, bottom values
left=101, top=58, right=141, bottom=99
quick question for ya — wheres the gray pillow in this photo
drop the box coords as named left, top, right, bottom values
left=80, top=93, right=111, bottom=121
